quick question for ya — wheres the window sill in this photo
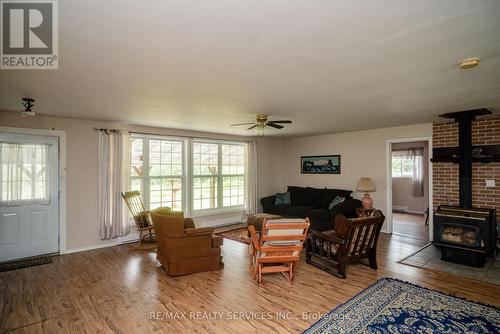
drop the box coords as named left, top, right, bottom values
left=192, top=206, right=245, bottom=218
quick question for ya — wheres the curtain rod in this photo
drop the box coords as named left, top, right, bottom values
left=392, top=147, right=424, bottom=151
left=129, top=130, right=251, bottom=143
left=93, top=127, right=121, bottom=133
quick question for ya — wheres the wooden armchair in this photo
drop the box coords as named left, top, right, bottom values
left=121, top=191, right=196, bottom=248
left=248, top=218, right=310, bottom=284
left=121, top=191, right=156, bottom=247
left=306, top=210, right=385, bottom=278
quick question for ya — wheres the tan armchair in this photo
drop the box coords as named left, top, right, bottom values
left=151, top=212, right=224, bottom=276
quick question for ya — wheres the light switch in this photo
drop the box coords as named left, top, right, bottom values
left=485, top=179, right=496, bottom=188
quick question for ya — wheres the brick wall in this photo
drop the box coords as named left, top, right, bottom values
left=433, top=115, right=500, bottom=210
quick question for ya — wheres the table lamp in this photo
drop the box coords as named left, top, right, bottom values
left=356, top=177, right=376, bottom=209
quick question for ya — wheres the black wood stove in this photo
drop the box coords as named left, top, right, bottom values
left=432, top=109, right=498, bottom=267
left=434, top=206, right=496, bottom=267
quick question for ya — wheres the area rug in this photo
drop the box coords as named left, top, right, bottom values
left=398, top=243, right=500, bottom=285
left=303, top=277, right=499, bottom=334
left=0, top=255, right=52, bottom=272
left=215, top=227, right=250, bottom=244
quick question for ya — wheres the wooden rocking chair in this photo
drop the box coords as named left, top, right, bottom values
left=121, top=191, right=158, bottom=248
left=248, top=218, right=310, bottom=284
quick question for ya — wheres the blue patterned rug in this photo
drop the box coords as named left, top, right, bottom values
left=303, top=278, right=499, bottom=334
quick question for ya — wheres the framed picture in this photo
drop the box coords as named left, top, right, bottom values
left=301, top=155, right=341, bottom=174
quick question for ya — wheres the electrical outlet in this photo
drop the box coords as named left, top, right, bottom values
left=485, top=179, right=496, bottom=188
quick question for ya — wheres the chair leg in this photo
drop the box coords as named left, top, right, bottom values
left=368, top=249, right=378, bottom=270
left=138, top=231, right=143, bottom=248
left=337, top=262, right=346, bottom=279
left=258, top=264, right=263, bottom=284
left=289, top=262, right=294, bottom=281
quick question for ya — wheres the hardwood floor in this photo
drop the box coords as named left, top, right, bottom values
left=1, top=233, right=499, bottom=333
left=393, top=212, right=429, bottom=241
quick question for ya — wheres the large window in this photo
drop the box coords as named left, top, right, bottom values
left=192, top=141, right=246, bottom=211
left=130, top=136, right=184, bottom=211
left=130, top=136, right=247, bottom=214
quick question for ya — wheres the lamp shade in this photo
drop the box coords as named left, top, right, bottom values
left=356, top=177, right=376, bottom=192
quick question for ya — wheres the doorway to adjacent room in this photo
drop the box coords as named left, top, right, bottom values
left=388, top=139, right=431, bottom=242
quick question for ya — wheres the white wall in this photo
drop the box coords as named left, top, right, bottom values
left=280, top=123, right=432, bottom=232
left=391, top=141, right=429, bottom=213
left=0, top=110, right=284, bottom=251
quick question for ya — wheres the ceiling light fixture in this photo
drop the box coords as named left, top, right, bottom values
left=458, top=57, right=480, bottom=69
left=21, top=97, right=36, bottom=117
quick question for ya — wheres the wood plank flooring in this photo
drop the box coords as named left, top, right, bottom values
left=1, top=233, right=499, bottom=333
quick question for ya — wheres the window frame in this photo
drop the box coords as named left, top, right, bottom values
left=391, top=155, right=413, bottom=178
left=130, top=134, right=187, bottom=212
left=190, top=139, right=247, bottom=217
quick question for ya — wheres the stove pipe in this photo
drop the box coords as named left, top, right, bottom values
left=439, top=109, right=491, bottom=208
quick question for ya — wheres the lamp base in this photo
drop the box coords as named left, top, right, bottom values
left=361, top=194, right=373, bottom=209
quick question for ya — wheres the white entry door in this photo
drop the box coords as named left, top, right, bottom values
left=0, top=133, right=59, bottom=262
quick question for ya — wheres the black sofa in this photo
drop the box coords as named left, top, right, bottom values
left=260, top=186, right=362, bottom=231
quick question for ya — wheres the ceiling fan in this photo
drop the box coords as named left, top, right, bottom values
left=230, top=114, right=292, bottom=130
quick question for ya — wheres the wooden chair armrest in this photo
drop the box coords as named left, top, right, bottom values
left=247, top=225, right=260, bottom=251
left=312, top=231, right=346, bottom=245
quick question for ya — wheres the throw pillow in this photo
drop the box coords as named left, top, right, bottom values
left=328, top=195, right=345, bottom=210
left=275, top=192, right=291, bottom=205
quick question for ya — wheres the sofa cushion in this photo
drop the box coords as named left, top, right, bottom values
left=305, top=208, right=331, bottom=222
left=301, top=187, right=324, bottom=207
left=328, top=195, right=346, bottom=210
left=337, top=198, right=362, bottom=218
left=321, top=189, right=353, bottom=209
left=287, top=186, right=305, bottom=206
left=284, top=206, right=315, bottom=218
left=274, top=192, right=291, bottom=205
left=263, top=204, right=290, bottom=215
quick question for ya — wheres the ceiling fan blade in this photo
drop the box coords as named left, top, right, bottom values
left=266, top=123, right=284, bottom=129
left=247, top=124, right=259, bottom=130
left=230, top=122, right=255, bottom=126
left=268, top=120, right=292, bottom=124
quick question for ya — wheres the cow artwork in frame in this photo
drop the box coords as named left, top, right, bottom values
left=301, top=155, right=341, bottom=174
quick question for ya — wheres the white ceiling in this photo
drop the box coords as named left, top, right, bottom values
left=1, top=0, right=500, bottom=137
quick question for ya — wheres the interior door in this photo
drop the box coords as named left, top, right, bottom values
left=0, top=133, right=59, bottom=262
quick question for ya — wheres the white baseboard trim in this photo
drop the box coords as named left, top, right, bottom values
left=393, top=205, right=408, bottom=212
left=61, top=241, right=118, bottom=255
left=200, top=215, right=244, bottom=228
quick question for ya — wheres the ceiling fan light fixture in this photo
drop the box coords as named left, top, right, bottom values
left=458, top=57, right=480, bottom=69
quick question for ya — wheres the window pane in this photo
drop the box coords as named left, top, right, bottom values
left=392, top=157, right=401, bottom=176
left=402, top=158, right=413, bottom=176
left=192, top=176, right=218, bottom=210
left=1, top=143, right=49, bottom=204
left=130, top=137, right=184, bottom=211
left=222, top=175, right=244, bottom=207
left=149, top=177, right=182, bottom=211
left=221, top=144, right=245, bottom=176
left=193, top=142, right=218, bottom=175
left=221, top=144, right=245, bottom=207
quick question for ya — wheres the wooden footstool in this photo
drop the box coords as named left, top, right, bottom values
left=247, top=213, right=282, bottom=235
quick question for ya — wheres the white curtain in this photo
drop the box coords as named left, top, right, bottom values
left=245, top=141, right=258, bottom=215
left=121, top=133, right=132, bottom=234
left=98, top=130, right=128, bottom=239
left=0, top=143, right=50, bottom=206
left=412, top=148, right=424, bottom=197
left=392, top=148, right=424, bottom=197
